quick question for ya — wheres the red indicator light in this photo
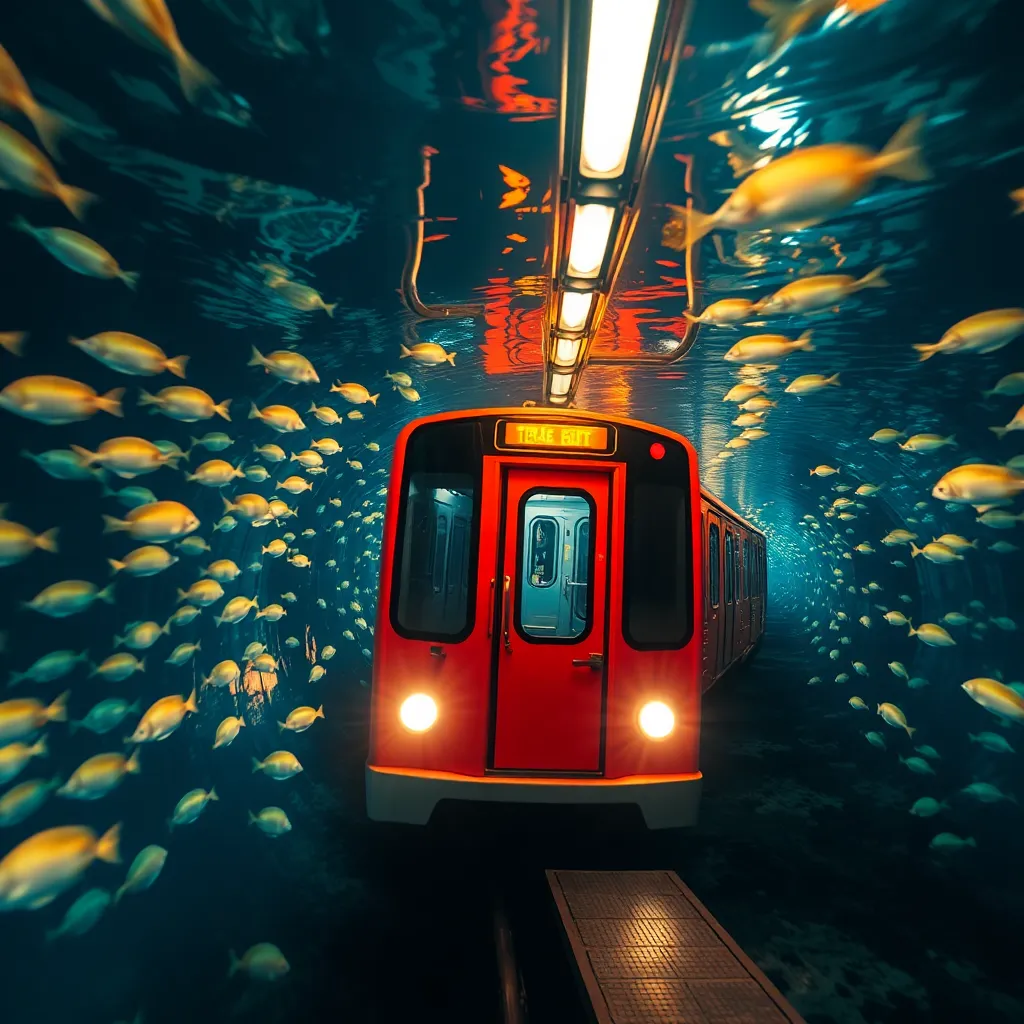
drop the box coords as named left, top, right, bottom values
left=649, top=442, right=665, bottom=460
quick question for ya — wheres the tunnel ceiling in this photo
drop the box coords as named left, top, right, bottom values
left=2, top=0, right=1023, bottom=611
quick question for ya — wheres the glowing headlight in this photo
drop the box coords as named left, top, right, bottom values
left=399, top=694, right=437, bottom=733
left=638, top=701, right=674, bottom=739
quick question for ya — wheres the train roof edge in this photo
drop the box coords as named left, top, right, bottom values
left=393, top=407, right=763, bottom=538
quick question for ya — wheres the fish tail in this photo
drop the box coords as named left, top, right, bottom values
left=27, top=102, right=72, bottom=162
left=208, top=788, right=219, bottom=802
left=872, top=113, right=932, bottom=183
left=247, top=401, right=262, bottom=420
left=57, top=184, right=98, bottom=222
left=33, top=734, right=48, bottom=758
left=48, top=690, right=70, bottom=723
left=97, top=583, right=116, bottom=605
left=97, top=387, right=126, bottom=418
left=855, top=265, right=889, bottom=290
left=399, top=344, right=412, bottom=359
left=247, top=811, right=258, bottom=826
left=682, top=311, right=701, bottom=323
left=96, top=822, right=122, bottom=864
left=906, top=726, right=917, bottom=737
left=165, top=354, right=189, bottom=379
left=10, top=214, right=34, bottom=236
left=173, top=47, right=220, bottom=106
left=446, top=351, right=456, bottom=365
left=277, top=720, right=286, bottom=732
left=990, top=426, right=1009, bottom=439
left=35, top=527, right=59, bottom=554
left=0, top=330, right=28, bottom=356
left=136, top=389, right=159, bottom=409
left=251, top=758, right=263, bottom=774
left=7, top=669, right=25, bottom=687
left=119, top=270, right=141, bottom=291
left=913, top=342, right=940, bottom=361
left=108, top=557, right=125, bottom=574
left=125, top=747, right=141, bottom=774
left=368, top=393, right=379, bottom=406
left=827, top=373, right=840, bottom=386
left=247, top=345, right=266, bottom=369
left=228, top=950, right=241, bottom=977
left=102, top=514, right=130, bottom=534
left=316, top=705, right=325, bottom=719
left=184, top=687, right=198, bottom=714
left=967, top=837, right=977, bottom=847
left=214, top=399, right=232, bottom=422
left=797, top=329, right=814, bottom=351
left=662, top=203, right=718, bottom=252
left=323, top=302, right=337, bottom=317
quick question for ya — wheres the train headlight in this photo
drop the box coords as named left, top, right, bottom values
left=638, top=701, right=674, bottom=740
left=399, top=694, right=438, bottom=733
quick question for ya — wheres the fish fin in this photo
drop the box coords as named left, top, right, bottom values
left=97, top=387, right=125, bottom=417
left=906, top=726, right=917, bottom=737
left=247, top=811, right=258, bottom=825
left=662, top=204, right=718, bottom=252
left=446, top=351, right=456, bottom=365
left=58, top=184, right=98, bottom=222
left=323, top=303, right=336, bottom=317
left=251, top=758, right=263, bottom=773
left=990, top=426, right=1009, bottom=439
left=97, top=583, right=116, bottom=604
left=35, top=527, right=59, bottom=554
left=119, top=270, right=140, bottom=291
left=208, top=788, right=219, bottom=802
left=871, top=113, right=932, bottom=182
left=967, top=837, right=977, bottom=847
left=27, top=102, right=72, bottom=161
left=125, top=747, right=141, bottom=774
left=95, top=821, right=122, bottom=864
left=316, top=705, right=325, bottom=719
left=164, top=354, right=188, bottom=378
left=277, top=721, right=286, bottom=732
left=173, top=48, right=220, bottom=106
left=33, top=734, right=48, bottom=758
left=368, top=394, right=379, bottom=406
left=797, top=329, right=814, bottom=351
left=184, top=687, right=198, bottom=714
left=0, top=330, right=28, bottom=356
left=854, top=264, right=889, bottom=290
left=10, top=214, right=34, bottom=236
left=682, top=311, right=701, bottom=323
left=247, top=401, right=262, bottom=420
left=399, top=344, right=412, bottom=359
left=214, top=399, right=232, bottom=422
left=137, top=389, right=158, bottom=409
left=228, top=950, right=241, bottom=977
left=827, top=373, right=841, bottom=386
left=247, top=345, right=268, bottom=370
left=108, top=558, right=125, bottom=574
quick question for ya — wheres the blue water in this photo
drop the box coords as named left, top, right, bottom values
left=0, top=1, right=1022, bottom=1021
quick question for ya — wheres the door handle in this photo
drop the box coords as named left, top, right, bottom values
left=501, top=575, right=512, bottom=654
left=572, top=652, right=604, bottom=669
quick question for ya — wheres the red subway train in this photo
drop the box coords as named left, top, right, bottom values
left=366, top=408, right=765, bottom=828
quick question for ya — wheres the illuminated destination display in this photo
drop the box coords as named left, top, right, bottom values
left=501, top=420, right=610, bottom=451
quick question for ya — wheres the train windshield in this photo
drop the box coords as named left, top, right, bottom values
left=519, top=492, right=593, bottom=639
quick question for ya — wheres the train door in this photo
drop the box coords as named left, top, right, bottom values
left=736, top=534, right=750, bottom=651
left=702, top=511, right=722, bottom=690
left=722, top=527, right=735, bottom=665
left=491, top=468, right=609, bottom=772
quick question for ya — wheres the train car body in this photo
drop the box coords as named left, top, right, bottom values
left=366, top=409, right=765, bottom=829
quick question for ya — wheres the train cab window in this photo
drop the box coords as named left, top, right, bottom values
left=708, top=523, right=720, bottom=607
left=519, top=493, right=592, bottom=640
left=724, top=531, right=734, bottom=603
left=392, top=421, right=481, bottom=641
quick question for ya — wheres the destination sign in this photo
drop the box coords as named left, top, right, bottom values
left=501, top=420, right=610, bottom=452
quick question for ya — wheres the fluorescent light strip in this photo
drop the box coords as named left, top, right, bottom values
left=558, top=291, right=593, bottom=331
left=566, top=204, right=614, bottom=278
left=553, top=335, right=583, bottom=367
left=579, top=0, right=660, bottom=179
left=550, top=372, right=573, bottom=397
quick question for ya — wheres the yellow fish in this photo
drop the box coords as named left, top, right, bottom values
left=931, top=464, right=1024, bottom=505
left=58, top=749, right=141, bottom=800
left=724, top=331, right=813, bottom=363
left=0, top=331, right=27, bottom=356
left=784, top=373, right=840, bottom=395
left=751, top=0, right=892, bottom=57
left=0, top=44, right=70, bottom=158
left=0, top=822, right=121, bottom=910
left=684, top=298, right=759, bottom=325
left=0, top=123, right=95, bottom=220
left=247, top=346, right=319, bottom=383
left=330, top=382, right=378, bottom=405
left=663, top=115, right=928, bottom=250
left=13, top=218, right=138, bottom=289
left=103, top=500, right=199, bottom=542
left=756, top=266, right=888, bottom=314
left=128, top=689, right=198, bottom=743
left=71, top=436, right=181, bottom=477
left=0, top=517, right=59, bottom=567
left=222, top=493, right=270, bottom=521
left=915, top=309, right=1024, bottom=361
left=139, top=386, right=230, bottom=421
left=85, top=0, right=218, bottom=105
left=1011, top=187, right=1024, bottom=216
left=185, top=459, right=244, bottom=487
left=248, top=402, right=305, bottom=432
left=395, top=385, right=421, bottom=402
left=70, top=332, right=185, bottom=376
left=0, top=692, right=68, bottom=744
left=962, top=678, right=1024, bottom=724
left=107, top=545, right=176, bottom=577
left=399, top=342, right=456, bottom=365
left=0, top=375, right=122, bottom=424
left=23, top=580, right=114, bottom=618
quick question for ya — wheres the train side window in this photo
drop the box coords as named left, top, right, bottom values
left=392, top=420, right=481, bottom=642
left=724, top=531, right=733, bottom=603
left=708, top=523, right=720, bottom=608
left=573, top=519, right=590, bottom=621
left=527, top=517, right=558, bottom=588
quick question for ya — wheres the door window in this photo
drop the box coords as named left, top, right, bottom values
left=708, top=523, right=720, bottom=607
left=725, top=531, right=734, bottom=603
left=518, top=492, right=592, bottom=640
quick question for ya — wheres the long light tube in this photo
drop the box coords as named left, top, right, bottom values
left=558, top=291, right=593, bottom=331
left=566, top=204, right=614, bottom=278
left=579, top=0, right=660, bottom=179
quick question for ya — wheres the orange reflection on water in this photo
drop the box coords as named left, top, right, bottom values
left=477, top=276, right=544, bottom=374
left=461, top=0, right=556, bottom=121
left=590, top=276, right=691, bottom=357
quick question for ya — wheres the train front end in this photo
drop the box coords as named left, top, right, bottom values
left=366, top=408, right=703, bottom=828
